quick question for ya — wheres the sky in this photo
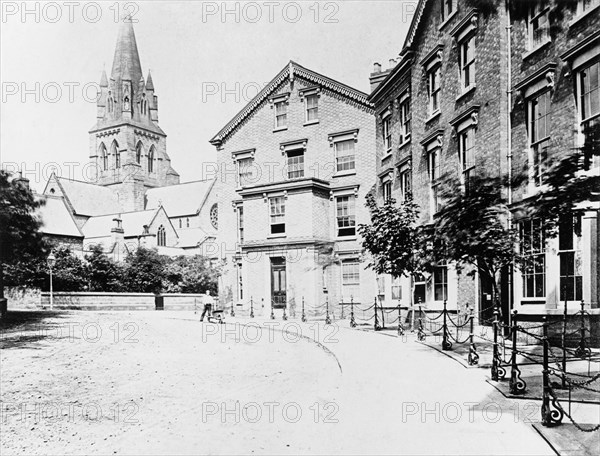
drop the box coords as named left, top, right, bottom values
left=1, top=0, right=416, bottom=192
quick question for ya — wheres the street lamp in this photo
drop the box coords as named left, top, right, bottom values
left=47, top=251, right=56, bottom=311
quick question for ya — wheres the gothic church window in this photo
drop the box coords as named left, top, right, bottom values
left=148, top=146, right=155, bottom=173
left=111, top=141, right=120, bottom=169
left=136, top=142, right=143, bottom=164
left=210, top=204, right=218, bottom=230
left=157, top=225, right=166, bottom=246
left=99, top=143, right=108, bottom=171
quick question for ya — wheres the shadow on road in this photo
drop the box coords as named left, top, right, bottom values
left=0, top=310, right=71, bottom=349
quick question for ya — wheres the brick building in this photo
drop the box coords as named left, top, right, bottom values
left=39, top=20, right=218, bottom=259
left=210, top=62, right=376, bottom=316
left=368, top=0, right=599, bottom=320
left=509, top=1, right=599, bottom=314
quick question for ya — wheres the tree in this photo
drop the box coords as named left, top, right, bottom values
left=434, top=175, right=520, bottom=314
left=163, top=255, right=219, bottom=294
left=358, top=193, right=435, bottom=309
left=524, top=122, right=600, bottom=237
left=123, top=247, right=166, bottom=293
left=85, top=245, right=124, bottom=292
left=48, top=247, right=88, bottom=292
left=0, top=171, right=47, bottom=312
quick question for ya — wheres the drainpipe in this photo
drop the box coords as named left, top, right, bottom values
left=506, top=0, right=514, bottom=316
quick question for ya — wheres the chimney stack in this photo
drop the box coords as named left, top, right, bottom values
left=369, top=61, right=393, bottom=93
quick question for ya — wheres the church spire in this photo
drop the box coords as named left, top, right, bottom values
left=110, top=19, right=143, bottom=84
left=146, top=71, right=154, bottom=91
left=100, top=69, right=108, bottom=87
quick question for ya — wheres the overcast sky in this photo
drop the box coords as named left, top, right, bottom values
left=1, top=1, right=415, bottom=191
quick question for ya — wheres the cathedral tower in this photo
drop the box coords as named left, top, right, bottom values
left=89, top=19, right=180, bottom=212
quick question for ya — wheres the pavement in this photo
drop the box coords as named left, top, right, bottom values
left=1, top=310, right=596, bottom=455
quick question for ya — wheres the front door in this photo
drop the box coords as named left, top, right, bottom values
left=271, top=257, right=286, bottom=309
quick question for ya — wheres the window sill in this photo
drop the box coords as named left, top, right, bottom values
left=303, top=119, right=319, bottom=127
left=333, top=170, right=356, bottom=178
left=398, top=138, right=411, bottom=150
left=273, top=126, right=288, bottom=133
left=267, top=234, right=286, bottom=239
left=569, top=4, right=600, bottom=27
left=455, top=84, right=476, bottom=102
left=438, top=10, right=457, bottom=31
left=522, top=39, right=551, bottom=61
left=381, top=151, right=393, bottom=162
left=335, top=236, right=357, bottom=242
left=426, top=110, right=441, bottom=124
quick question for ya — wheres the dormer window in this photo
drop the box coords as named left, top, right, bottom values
left=527, top=3, right=550, bottom=51
left=440, top=0, right=454, bottom=23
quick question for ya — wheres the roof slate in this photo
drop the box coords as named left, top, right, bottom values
left=145, top=179, right=215, bottom=217
left=36, top=195, right=83, bottom=238
left=51, top=176, right=123, bottom=217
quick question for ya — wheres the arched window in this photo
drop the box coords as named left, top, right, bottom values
left=210, top=204, right=218, bottom=230
left=99, top=143, right=108, bottom=171
left=112, top=141, right=120, bottom=169
left=148, top=145, right=155, bottom=173
left=136, top=142, right=143, bottom=165
left=107, top=92, right=113, bottom=113
left=186, top=217, right=190, bottom=228
left=141, top=95, right=147, bottom=115
left=157, top=225, right=166, bottom=246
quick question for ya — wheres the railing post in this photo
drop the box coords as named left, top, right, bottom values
left=509, top=309, right=526, bottom=394
left=230, top=300, right=235, bottom=317
left=374, top=297, right=380, bottom=331
left=442, top=300, right=451, bottom=350
left=397, top=304, right=404, bottom=336
left=250, top=296, right=254, bottom=318
left=340, top=300, right=345, bottom=320
left=541, top=316, right=564, bottom=427
left=283, top=303, right=288, bottom=321
left=575, top=300, right=590, bottom=358
left=561, top=295, right=568, bottom=389
left=270, top=299, right=275, bottom=320
left=325, top=296, right=331, bottom=325
left=491, top=308, right=500, bottom=381
left=467, top=308, right=479, bottom=365
left=301, top=296, right=307, bottom=323
left=417, top=298, right=425, bottom=341
left=350, top=295, right=356, bottom=328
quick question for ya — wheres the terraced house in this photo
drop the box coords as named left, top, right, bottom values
left=369, top=0, right=599, bottom=322
left=210, top=62, right=376, bottom=316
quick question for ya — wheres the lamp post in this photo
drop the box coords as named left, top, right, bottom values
left=47, top=251, right=56, bottom=311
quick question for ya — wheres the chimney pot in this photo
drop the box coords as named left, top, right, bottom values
left=389, top=59, right=396, bottom=69
left=373, top=62, right=382, bottom=73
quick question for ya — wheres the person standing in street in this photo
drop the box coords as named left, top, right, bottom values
left=199, top=290, right=214, bottom=322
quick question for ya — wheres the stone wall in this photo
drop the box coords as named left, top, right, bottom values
left=37, top=292, right=206, bottom=311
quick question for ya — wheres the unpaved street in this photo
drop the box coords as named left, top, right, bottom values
left=1, top=311, right=553, bottom=455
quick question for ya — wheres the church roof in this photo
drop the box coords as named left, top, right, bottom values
left=145, top=179, right=215, bottom=217
left=210, top=61, right=373, bottom=145
left=82, top=208, right=160, bottom=239
left=36, top=195, right=84, bottom=238
left=45, top=175, right=123, bottom=217
left=110, top=19, right=143, bottom=84
left=176, top=227, right=213, bottom=248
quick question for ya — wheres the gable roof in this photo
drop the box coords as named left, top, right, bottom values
left=36, top=195, right=84, bottom=238
left=403, top=0, right=428, bottom=51
left=82, top=208, right=167, bottom=239
left=44, top=174, right=123, bottom=217
left=176, top=227, right=213, bottom=248
left=145, top=179, right=215, bottom=217
left=210, top=61, right=373, bottom=146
